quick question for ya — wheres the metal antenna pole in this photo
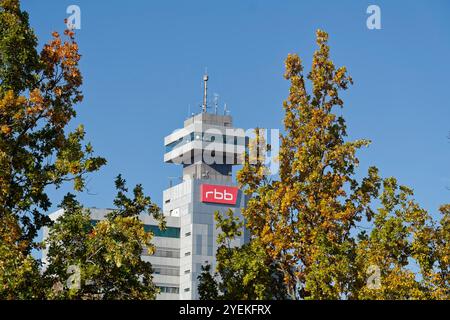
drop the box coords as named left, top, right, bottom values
left=214, top=93, right=219, bottom=114
left=202, top=73, right=208, bottom=113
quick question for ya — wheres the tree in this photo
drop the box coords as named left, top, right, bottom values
left=0, top=0, right=105, bottom=297
left=0, top=0, right=105, bottom=249
left=197, top=264, right=219, bottom=300
left=198, top=209, right=288, bottom=300
left=44, top=175, right=165, bottom=300
left=237, top=30, right=379, bottom=299
left=432, top=204, right=450, bottom=298
left=235, top=29, right=450, bottom=299
left=0, top=213, right=44, bottom=299
left=353, top=179, right=449, bottom=299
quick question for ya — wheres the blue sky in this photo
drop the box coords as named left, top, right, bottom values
left=22, top=1, right=450, bottom=225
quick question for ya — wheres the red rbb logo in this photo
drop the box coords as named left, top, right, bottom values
left=200, top=184, right=238, bottom=205
left=206, top=189, right=233, bottom=201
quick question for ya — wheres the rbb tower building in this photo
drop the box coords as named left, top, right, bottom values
left=161, top=74, right=248, bottom=299
left=44, top=75, right=248, bottom=300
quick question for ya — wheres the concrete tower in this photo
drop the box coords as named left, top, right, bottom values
left=162, top=74, right=248, bottom=299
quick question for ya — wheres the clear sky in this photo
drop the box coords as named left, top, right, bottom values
left=22, top=0, right=450, bottom=225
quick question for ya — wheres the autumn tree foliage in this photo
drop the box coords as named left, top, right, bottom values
left=353, top=180, right=449, bottom=299
left=200, top=30, right=450, bottom=300
left=0, top=0, right=105, bottom=251
left=235, top=30, right=381, bottom=299
left=0, top=1, right=164, bottom=299
left=44, top=176, right=165, bottom=300
left=0, top=0, right=106, bottom=297
left=0, top=213, right=44, bottom=299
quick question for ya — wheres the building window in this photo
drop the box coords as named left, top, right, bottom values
left=185, top=232, right=191, bottom=237
left=158, top=286, right=179, bottom=294
left=184, top=288, right=190, bottom=292
left=185, top=251, right=191, bottom=256
left=93, top=220, right=180, bottom=239
left=196, top=234, right=202, bottom=255
left=144, top=225, right=180, bottom=238
left=184, top=269, right=190, bottom=274
left=153, top=265, right=180, bottom=276
left=144, top=247, right=180, bottom=258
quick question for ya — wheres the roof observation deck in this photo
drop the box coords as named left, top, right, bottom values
left=163, top=75, right=246, bottom=182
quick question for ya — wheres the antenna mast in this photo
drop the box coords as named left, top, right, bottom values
left=202, top=72, right=208, bottom=113
left=214, top=93, right=219, bottom=114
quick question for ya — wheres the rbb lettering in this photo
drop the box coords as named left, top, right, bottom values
left=205, top=189, right=233, bottom=201
left=200, top=184, right=239, bottom=205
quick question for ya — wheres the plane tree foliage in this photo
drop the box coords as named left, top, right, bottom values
left=199, top=30, right=449, bottom=300
left=44, top=175, right=165, bottom=300
left=0, top=0, right=163, bottom=299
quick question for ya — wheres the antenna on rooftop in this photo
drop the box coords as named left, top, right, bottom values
left=202, top=69, right=208, bottom=113
left=213, top=93, right=219, bottom=115
left=224, top=103, right=230, bottom=116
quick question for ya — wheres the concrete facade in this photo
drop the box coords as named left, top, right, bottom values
left=162, top=178, right=246, bottom=299
left=162, top=108, right=247, bottom=299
